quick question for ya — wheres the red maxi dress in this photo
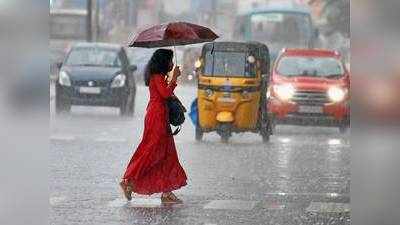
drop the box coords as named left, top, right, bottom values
left=123, top=74, right=187, bottom=195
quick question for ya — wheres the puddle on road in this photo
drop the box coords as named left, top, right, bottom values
left=108, top=197, right=185, bottom=209
left=203, top=200, right=257, bottom=211
left=306, top=202, right=350, bottom=213
left=50, top=196, right=67, bottom=206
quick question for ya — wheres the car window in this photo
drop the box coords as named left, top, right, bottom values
left=277, top=56, right=344, bottom=77
left=65, top=47, right=122, bottom=67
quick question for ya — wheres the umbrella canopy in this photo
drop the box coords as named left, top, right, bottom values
left=129, top=22, right=219, bottom=48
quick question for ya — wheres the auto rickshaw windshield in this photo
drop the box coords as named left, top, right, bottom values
left=203, top=50, right=256, bottom=77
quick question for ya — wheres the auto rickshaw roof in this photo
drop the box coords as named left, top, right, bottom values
left=202, top=42, right=269, bottom=54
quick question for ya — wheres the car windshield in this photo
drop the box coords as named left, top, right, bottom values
left=203, top=51, right=256, bottom=77
left=126, top=48, right=153, bottom=65
left=277, top=56, right=344, bottom=77
left=65, top=47, right=121, bottom=67
left=250, top=12, right=311, bottom=47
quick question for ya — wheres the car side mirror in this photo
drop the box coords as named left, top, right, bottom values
left=128, top=64, right=137, bottom=72
left=56, top=62, right=63, bottom=69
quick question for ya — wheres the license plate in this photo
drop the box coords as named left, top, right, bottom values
left=79, top=87, right=101, bottom=94
left=298, top=105, right=323, bottom=113
left=217, top=97, right=236, bottom=103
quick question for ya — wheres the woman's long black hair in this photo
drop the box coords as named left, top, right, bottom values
left=144, top=49, right=174, bottom=86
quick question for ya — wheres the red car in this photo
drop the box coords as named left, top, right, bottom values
left=267, top=48, right=350, bottom=133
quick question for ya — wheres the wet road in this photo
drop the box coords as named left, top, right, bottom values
left=50, top=84, right=350, bottom=225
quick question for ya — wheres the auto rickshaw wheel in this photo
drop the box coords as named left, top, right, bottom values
left=218, top=123, right=231, bottom=143
left=221, top=133, right=230, bottom=143
left=261, top=130, right=270, bottom=143
left=195, top=126, right=203, bottom=141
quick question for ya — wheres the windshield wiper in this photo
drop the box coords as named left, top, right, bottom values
left=70, top=64, right=117, bottom=68
left=325, top=74, right=343, bottom=78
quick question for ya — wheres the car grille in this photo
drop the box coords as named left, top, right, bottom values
left=72, top=80, right=110, bottom=87
left=291, top=90, right=329, bottom=105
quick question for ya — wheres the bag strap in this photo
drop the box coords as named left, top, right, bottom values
left=171, top=126, right=181, bottom=136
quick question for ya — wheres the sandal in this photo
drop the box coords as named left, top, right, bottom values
left=161, top=192, right=183, bottom=204
left=119, top=180, right=133, bottom=201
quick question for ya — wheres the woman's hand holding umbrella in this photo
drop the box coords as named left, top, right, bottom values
left=171, top=66, right=181, bottom=84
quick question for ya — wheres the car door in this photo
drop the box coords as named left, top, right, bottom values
left=119, top=48, right=135, bottom=91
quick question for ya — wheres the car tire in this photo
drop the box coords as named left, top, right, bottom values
left=119, top=98, right=128, bottom=117
left=55, top=89, right=71, bottom=114
left=195, top=126, right=203, bottom=141
left=339, top=125, right=348, bottom=134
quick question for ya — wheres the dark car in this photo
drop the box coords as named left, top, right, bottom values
left=55, top=42, right=137, bottom=116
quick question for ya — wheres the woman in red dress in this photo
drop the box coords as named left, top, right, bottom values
left=120, top=49, right=187, bottom=203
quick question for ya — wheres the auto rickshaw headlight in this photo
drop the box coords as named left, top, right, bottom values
left=242, top=90, right=250, bottom=98
left=194, top=59, right=202, bottom=68
left=328, top=87, right=346, bottom=102
left=205, top=89, right=213, bottom=97
left=274, top=84, right=295, bottom=101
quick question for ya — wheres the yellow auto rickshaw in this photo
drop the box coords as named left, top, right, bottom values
left=194, top=42, right=272, bottom=142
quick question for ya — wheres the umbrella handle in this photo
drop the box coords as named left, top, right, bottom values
left=173, top=45, right=178, bottom=66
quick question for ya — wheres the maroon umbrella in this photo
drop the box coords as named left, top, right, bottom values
left=129, top=22, right=219, bottom=48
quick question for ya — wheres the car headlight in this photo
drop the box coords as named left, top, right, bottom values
left=328, top=86, right=346, bottom=102
left=194, top=59, right=202, bottom=69
left=58, top=71, right=71, bottom=86
left=274, top=84, right=295, bottom=101
left=111, top=74, right=126, bottom=88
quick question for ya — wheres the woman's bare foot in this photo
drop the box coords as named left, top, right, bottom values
left=119, top=180, right=133, bottom=201
left=161, top=192, right=183, bottom=204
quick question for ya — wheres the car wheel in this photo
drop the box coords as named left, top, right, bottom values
left=127, top=94, right=135, bottom=117
left=55, top=89, right=70, bottom=114
left=339, top=125, right=348, bottom=134
left=195, top=126, right=203, bottom=141
left=119, top=98, right=128, bottom=117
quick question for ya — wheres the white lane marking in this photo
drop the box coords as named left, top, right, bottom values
left=50, top=196, right=67, bottom=206
left=203, top=200, right=257, bottom=211
left=108, top=198, right=129, bottom=208
left=328, top=139, right=342, bottom=145
left=128, top=198, right=162, bottom=208
left=108, top=198, right=162, bottom=208
left=50, top=135, right=75, bottom=141
left=264, top=192, right=348, bottom=198
left=279, top=138, right=291, bottom=143
left=306, top=202, right=350, bottom=213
